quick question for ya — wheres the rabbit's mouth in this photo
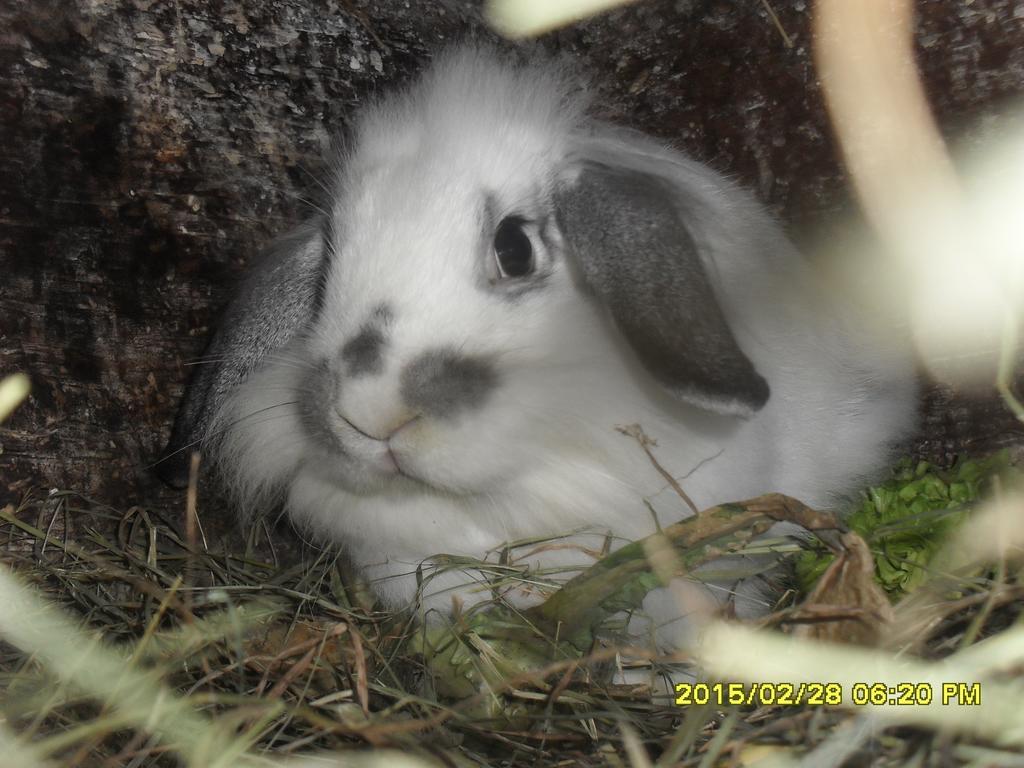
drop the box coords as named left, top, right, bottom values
left=352, top=439, right=418, bottom=485
left=334, top=411, right=426, bottom=479
left=306, top=406, right=450, bottom=491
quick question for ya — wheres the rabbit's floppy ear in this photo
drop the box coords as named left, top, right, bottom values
left=156, top=218, right=326, bottom=487
left=554, top=151, right=770, bottom=416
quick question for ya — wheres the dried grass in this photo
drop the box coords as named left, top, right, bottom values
left=2, top=464, right=1023, bottom=767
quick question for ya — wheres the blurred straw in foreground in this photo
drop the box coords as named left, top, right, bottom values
left=816, top=0, right=1023, bottom=403
left=0, top=373, right=30, bottom=422
left=486, top=0, right=639, bottom=38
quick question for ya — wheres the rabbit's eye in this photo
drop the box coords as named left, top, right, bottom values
left=493, top=216, right=534, bottom=278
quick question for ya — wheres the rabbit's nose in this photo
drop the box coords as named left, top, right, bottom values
left=386, top=413, right=422, bottom=439
left=337, top=409, right=419, bottom=443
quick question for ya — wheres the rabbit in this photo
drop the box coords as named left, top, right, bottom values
left=158, top=45, right=917, bottom=624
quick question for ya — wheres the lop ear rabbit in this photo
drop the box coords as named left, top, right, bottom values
left=159, top=46, right=916, bottom=616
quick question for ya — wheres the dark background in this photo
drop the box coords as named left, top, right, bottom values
left=2, top=0, right=1023, bottom=535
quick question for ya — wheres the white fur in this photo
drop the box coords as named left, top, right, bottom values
left=208, top=47, right=917, bottom=620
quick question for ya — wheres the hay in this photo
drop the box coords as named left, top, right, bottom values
left=2, top=455, right=1023, bottom=767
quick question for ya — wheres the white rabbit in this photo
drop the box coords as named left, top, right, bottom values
left=159, top=46, right=917, bottom=622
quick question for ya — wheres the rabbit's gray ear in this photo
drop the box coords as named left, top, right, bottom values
left=156, top=218, right=326, bottom=487
left=555, top=162, right=769, bottom=415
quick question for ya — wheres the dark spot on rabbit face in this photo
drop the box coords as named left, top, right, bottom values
left=400, top=349, right=498, bottom=418
left=341, top=304, right=393, bottom=377
left=342, top=327, right=385, bottom=376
